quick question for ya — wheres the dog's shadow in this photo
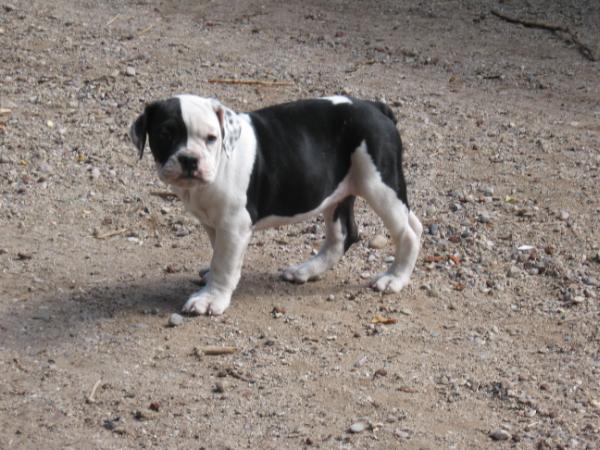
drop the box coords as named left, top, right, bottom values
left=2, top=270, right=357, bottom=352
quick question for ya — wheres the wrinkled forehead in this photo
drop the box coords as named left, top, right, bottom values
left=177, top=95, right=220, bottom=136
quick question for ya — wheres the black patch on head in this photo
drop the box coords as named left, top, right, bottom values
left=130, top=98, right=187, bottom=165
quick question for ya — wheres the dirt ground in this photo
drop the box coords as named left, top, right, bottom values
left=1, top=0, right=599, bottom=448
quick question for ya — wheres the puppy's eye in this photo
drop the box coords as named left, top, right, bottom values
left=206, top=135, right=218, bottom=144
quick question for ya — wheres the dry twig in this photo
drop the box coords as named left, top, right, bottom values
left=138, top=23, right=155, bottom=36
left=106, top=14, right=121, bottom=26
left=197, top=346, right=238, bottom=356
left=491, top=9, right=598, bottom=62
left=86, top=379, right=102, bottom=403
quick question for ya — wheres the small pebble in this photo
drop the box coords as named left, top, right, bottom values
left=354, top=356, right=368, bottom=367
left=506, top=266, right=520, bottom=278
left=478, top=211, right=492, bottom=223
left=489, top=429, right=511, bottom=441
left=482, top=186, right=494, bottom=197
left=349, top=422, right=368, bottom=433
left=103, top=417, right=119, bottom=431
left=373, top=368, right=388, bottom=377
left=558, top=210, right=570, bottom=221
left=168, top=313, right=184, bottom=327
left=368, top=234, right=387, bottom=249
left=394, top=428, right=411, bottom=440
left=271, top=306, right=286, bottom=318
left=149, top=402, right=160, bottom=412
left=125, top=66, right=136, bottom=76
left=39, top=163, right=53, bottom=173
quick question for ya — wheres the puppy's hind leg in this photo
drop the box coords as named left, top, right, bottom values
left=357, top=180, right=420, bottom=293
left=281, top=197, right=359, bottom=283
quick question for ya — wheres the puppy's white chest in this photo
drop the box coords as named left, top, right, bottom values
left=187, top=202, right=211, bottom=225
left=175, top=188, right=215, bottom=226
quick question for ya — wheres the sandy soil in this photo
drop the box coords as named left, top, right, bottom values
left=1, top=0, right=599, bottom=448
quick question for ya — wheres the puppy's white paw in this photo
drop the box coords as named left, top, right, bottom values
left=182, top=289, right=230, bottom=316
left=281, top=263, right=318, bottom=284
left=371, top=272, right=409, bottom=293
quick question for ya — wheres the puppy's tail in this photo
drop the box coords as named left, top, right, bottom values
left=370, top=101, right=397, bottom=124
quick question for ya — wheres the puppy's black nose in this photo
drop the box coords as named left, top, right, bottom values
left=178, top=155, right=198, bottom=175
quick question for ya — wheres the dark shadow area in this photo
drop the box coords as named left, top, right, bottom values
left=1, top=269, right=362, bottom=352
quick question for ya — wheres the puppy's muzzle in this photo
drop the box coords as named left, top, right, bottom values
left=178, top=154, right=198, bottom=177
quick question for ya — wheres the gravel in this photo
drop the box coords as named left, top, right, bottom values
left=368, top=234, right=387, bottom=249
left=168, top=313, right=184, bottom=327
left=489, top=429, right=511, bottom=441
left=349, top=422, right=368, bottom=433
left=1, top=1, right=599, bottom=449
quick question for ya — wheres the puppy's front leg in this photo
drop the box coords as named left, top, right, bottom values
left=198, top=224, right=216, bottom=285
left=182, top=224, right=251, bottom=315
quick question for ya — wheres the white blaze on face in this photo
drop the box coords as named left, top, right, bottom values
left=175, top=94, right=222, bottom=184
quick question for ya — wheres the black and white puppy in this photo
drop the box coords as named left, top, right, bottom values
left=130, top=95, right=422, bottom=315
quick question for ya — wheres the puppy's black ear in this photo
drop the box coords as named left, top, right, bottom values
left=129, top=110, right=148, bottom=159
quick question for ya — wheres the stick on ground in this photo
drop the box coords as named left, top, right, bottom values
left=106, top=14, right=121, bottom=26
left=197, top=346, right=238, bottom=356
left=491, top=9, right=598, bottom=62
left=138, top=23, right=155, bottom=36
left=86, top=379, right=101, bottom=403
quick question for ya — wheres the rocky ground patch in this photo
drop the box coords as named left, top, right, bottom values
left=1, top=0, right=599, bottom=448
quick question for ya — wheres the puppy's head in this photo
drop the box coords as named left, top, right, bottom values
left=130, top=95, right=241, bottom=188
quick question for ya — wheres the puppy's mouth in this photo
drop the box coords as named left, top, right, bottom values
left=178, top=173, right=200, bottom=180
left=172, top=173, right=209, bottom=186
